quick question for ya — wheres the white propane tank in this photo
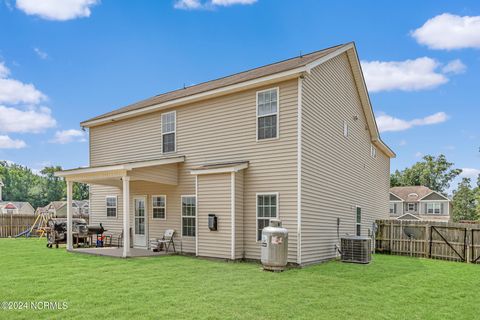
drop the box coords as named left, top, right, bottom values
left=261, top=219, right=288, bottom=271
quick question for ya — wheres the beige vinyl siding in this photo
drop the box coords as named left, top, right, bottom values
left=422, top=193, right=447, bottom=201
left=89, top=79, right=298, bottom=262
left=300, top=53, right=390, bottom=264
left=235, top=171, right=244, bottom=259
left=197, top=173, right=231, bottom=259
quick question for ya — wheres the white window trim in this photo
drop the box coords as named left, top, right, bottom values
left=426, top=202, right=442, bottom=215
left=355, top=206, right=361, bottom=236
left=255, top=192, right=279, bottom=242
left=181, top=195, right=196, bottom=238
left=256, top=87, right=280, bottom=141
left=389, top=202, right=397, bottom=214
left=106, top=195, right=118, bottom=219
left=370, top=144, right=377, bottom=158
left=161, top=110, right=176, bottom=154
left=152, top=195, right=167, bottom=220
left=343, top=120, right=349, bottom=138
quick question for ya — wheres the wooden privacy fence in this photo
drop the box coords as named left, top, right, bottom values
left=0, top=214, right=36, bottom=238
left=376, top=219, right=480, bottom=264
left=0, top=213, right=89, bottom=238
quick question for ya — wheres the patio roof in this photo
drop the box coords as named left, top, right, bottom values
left=55, top=156, right=185, bottom=187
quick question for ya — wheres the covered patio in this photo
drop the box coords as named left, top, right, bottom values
left=55, top=156, right=185, bottom=258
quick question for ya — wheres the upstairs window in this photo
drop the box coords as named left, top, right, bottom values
left=162, top=111, right=176, bottom=153
left=389, top=203, right=397, bottom=214
left=427, top=202, right=441, bottom=214
left=106, top=196, right=117, bottom=217
left=257, top=88, right=278, bottom=140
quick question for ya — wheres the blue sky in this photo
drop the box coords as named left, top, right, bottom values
left=0, top=0, right=479, bottom=190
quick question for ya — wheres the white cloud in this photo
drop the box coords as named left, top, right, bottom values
left=0, top=105, right=56, bottom=133
left=16, top=0, right=99, bottom=21
left=34, top=47, right=48, bottom=60
left=0, top=135, right=26, bottom=149
left=361, top=57, right=448, bottom=92
left=376, top=112, right=448, bottom=133
left=442, top=59, right=466, bottom=74
left=415, top=152, right=424, bottom=158
left=460, top=168, right=480, bottom=180
left=50, top=129, right=86, bottom=144
left=0, top=61, right=47, bottom=105
left=174, top=0, right=256, bottom=10
left=411, top=13, right=480, bottom=50
left=399, top=140, right=407, bottom=146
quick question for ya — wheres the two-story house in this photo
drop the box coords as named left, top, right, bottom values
left=56, top=42, right=395, bottom=265
left=389, top=186, right=451, bottom=222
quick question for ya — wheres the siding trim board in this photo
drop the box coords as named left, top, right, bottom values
left=296, top=76, right=303, bottom=265
left=231, top=172, right=236, bottom=260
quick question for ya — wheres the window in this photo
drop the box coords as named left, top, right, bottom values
left=106, top=196, right=117, bottom=217
left=152, top=195, right=166, bottom=219
left=257, top=88, right=278, bottom=140
left=343, top=121, right=349, bottom=138
left=370, top=144, right=377, bottom=158
left=407, top=203, right=416, bottom=212
left=256, top=193, right=278, bottom=241
left=181, top=196, right=196, bottom=237
left=427, top=202, right=441, bottom=214
left=389, top=203, right=397, bottom=214
left=162, top=111, right=176, bottom=153
left=356, top=207, right=361, bottom=236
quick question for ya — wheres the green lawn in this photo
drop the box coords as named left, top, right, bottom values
left=0, top=239, right=479, bottom=320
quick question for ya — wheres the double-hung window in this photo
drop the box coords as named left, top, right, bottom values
left=356, top=207, right=362, bottom=236
left=106, top=196, right=117, bottom=217
left=152, top=195, right=166, bottom=219
left=256, top=193, right=278, bottom=241
left=257, top=88, right=278, bottom=140
left=427, top=202, right=441, bottom=214
left=181, top=196, right=196, bottom=237
left=389, top=203, right=397, bottom=214
left=162, top=111, right=176, bottom=153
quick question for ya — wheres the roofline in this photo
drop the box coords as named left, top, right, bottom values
left=190, top=162, right=249, bottom=175
left=418, top=190, right=450, bottom=201
left=80, top=44, right=352, bottom=128
left=55, top=156, right=185, bottom=177
left=389, top=192, right=404, bottom=201
left=80, top=42, right=394, bottom=158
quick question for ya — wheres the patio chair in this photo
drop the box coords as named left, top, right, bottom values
left=157, top=229, right=176, bottom=253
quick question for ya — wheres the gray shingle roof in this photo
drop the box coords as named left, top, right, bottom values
left=82, top=43, right=348, bottom=125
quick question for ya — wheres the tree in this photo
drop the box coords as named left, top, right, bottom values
left=452, top=178, right=477, bottom=222
left=41, top=166, right=65, bottom=205
left=73, top=182, right=89, bottom=200
left=390, top=154, right=462, bottom=194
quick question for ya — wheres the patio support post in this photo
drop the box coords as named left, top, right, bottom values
left=66, top=180, right=73, bottom=251
left=122, top=176, right=131, bottom=258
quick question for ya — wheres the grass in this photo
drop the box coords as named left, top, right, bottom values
left=0, top=239, right=479, bottom=320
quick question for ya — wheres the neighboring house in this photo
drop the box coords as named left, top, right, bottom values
left=0, top=202, right=35, bottom=215
left=45, top=200, right=90, bottom=218
left=0, top=179, right=35, bottom=215
left=389, top=186, right=451, bottom=222
left=56, top=42, right=395, bottom=265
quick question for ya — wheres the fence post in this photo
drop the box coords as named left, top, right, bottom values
left=389, top=221, right=394, bottom=253
left=466, top=228, right=470, bottom=264
left=424, top=224, right=429, bottom=258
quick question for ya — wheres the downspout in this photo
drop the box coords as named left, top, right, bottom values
left=231, top=172, right=236, bottom=260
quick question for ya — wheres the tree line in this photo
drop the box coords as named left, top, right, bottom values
left=0, top=161, right=88, bottom=209
left=391, top=154, right=480, bottom=222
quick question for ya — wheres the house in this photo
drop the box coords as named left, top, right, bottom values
left=389, top=186, right=451, bottom=222
left=0, top=202, right=35, bottom=215
left=56, top=42, right=395, bottom=265
left=0, top=179, right=35, bottom=215
left=45, top=200, right=90, bottom=218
